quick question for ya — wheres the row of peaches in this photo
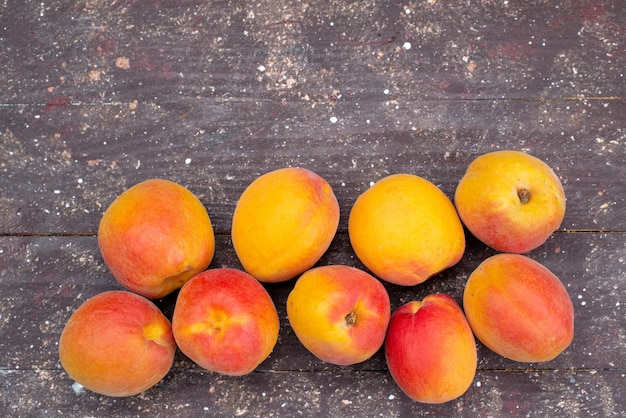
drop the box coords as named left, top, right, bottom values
left=58, top=150, right=574, bottom=404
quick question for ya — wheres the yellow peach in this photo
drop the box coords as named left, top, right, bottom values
left=286, top=265, right=391, bottom=366
left=231, top=168, right=340, bottom=283
left=454, top=150, right=566, bottom=253
left=98, top=179, right=215, bottom=299
left=348, top=174, right=465, bottom=286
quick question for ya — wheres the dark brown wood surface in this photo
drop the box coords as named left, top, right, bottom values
left=1, top=1, right=624, bottom=416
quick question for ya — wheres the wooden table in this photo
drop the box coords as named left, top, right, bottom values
left=1, top=1, right=624, bottom=416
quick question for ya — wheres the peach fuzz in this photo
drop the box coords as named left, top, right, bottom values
left=286, top=265, right=390, bottom=366
left=231, top=167, right=340, bottom=283
left=454, top=150, right=566, bottom=254
left=172, top=268, right=280, bottom=376
left=59, top=291, right=176, bottom=397
left=463, top=253, right=574, bottom=363
left=98, top=178, right=215, bottom=299
left=348, top=174, right=465, bottom=286
left=384, top=294, right=477, bottom=404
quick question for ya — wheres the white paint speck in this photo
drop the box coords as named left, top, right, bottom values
left=77, top=178, right=83, bottom=184
left=53, top=190, right=60, bottom=194
left=258, top=65, right=266, bottom=72
left=185, top=158, right=192, bottom=165
left=369, top=181, right=375, bottom=187
left=72, top=381, right=84, bottom=394
left=476, top=381, right=482, bottom=387
left=383, top=89, right=390, bottom=95
left=402, top=42, right=412, bottom=50
left=388, top=394, right=395, bottom=400
left=329, top=116, right=338, bottom=124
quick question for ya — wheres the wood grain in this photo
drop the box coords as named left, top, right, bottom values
left=2, top=98, right=625, bottom=235
left=1, top=0, right=624, bottom=416
left=2, top=369, right=624, bottom=417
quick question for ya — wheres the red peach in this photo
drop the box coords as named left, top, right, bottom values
left=463, top=253, right=574, bottom=362
left=172, top=268, right=280, bottom=376
left=98, top=178, right=215, bottom=299
left=385, top=294, right=477, bottom=404
left=59, top=291, right=176, bottom=397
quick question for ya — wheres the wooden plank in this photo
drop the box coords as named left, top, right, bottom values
left=1, top=1, right=625, bottom=416
left=1, top=232, right=624, bottom=374
left=1, top=98, right=625, bottom=235
left=1, top=369, right=624, bottom=417
left=1, top=1, right=625, bottom=105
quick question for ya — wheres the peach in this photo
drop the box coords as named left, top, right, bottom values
left=463, top=253, right=574, bottom=362
left=385, top=294, right=477, bottom=404
left=172, top=268, right=280, bottom=376
left=231, top=167, right=340, bottom=283
left=98, top=178, right=215, bottom=299
left=58, top=291, right=176, bottom=397
left=454, top=150, right=566, bottom=253
left=286, top=265, right=391, bottom=366
left=348, top=173, right=465, bottom=286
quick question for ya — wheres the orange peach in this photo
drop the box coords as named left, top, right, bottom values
left=98, top=178, right=215, bottom=299
left=231, top=167, right=340, bottom=283
left=58, top=291, right=176, bottom=397
left=385, top=294, right=477, bottom=404
left=286, top=265, right=390, bottom=366
left=463, top=253, right=574, bottom=362
left=454, top=150, right=566, bottom=253
left=348, top=174, right=465, bottom=286
left=172, top=268, right=280, bottom=376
